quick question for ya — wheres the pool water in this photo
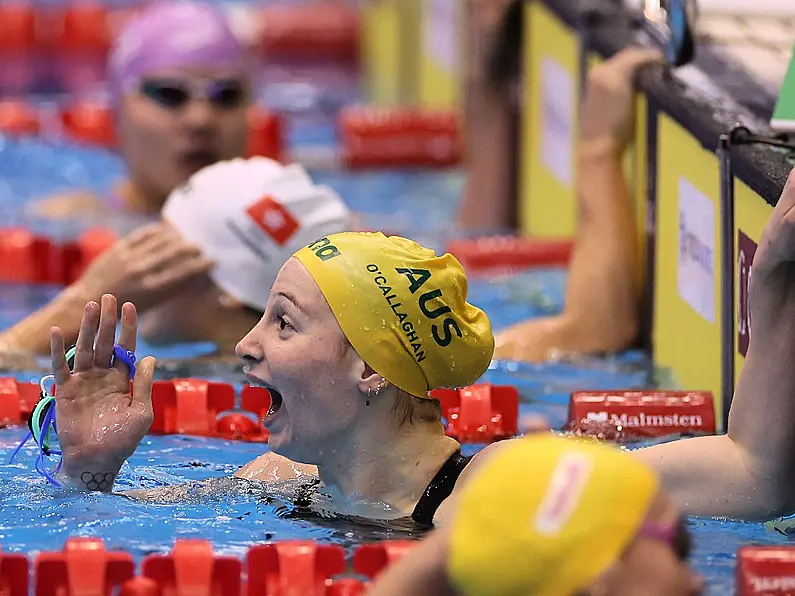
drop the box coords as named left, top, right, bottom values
left=0, top=136, right=789, bottom=595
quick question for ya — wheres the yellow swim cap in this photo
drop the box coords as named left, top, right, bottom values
left=448, top=435, right=659, bottom=596
left=293, top=232, right=494, bottom=397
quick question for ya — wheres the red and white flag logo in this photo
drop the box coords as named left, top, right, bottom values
left=246, top=195, right=300, bottom=246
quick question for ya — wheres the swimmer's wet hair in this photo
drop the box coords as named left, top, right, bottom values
left=337, top=337, right=443, bottom=427
left=392, top=390, right=443, bottom=427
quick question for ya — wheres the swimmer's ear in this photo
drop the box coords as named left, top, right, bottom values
left=356, top=363, right=386, bottom=396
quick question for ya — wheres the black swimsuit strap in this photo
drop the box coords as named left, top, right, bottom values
left=411, top=451, right=473, bottom=526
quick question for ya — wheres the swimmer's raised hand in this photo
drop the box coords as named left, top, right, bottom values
left=750, top=170, right=795, bottom=332
left=580, top=46, right=663, bottom=150
left=72, top=222, right=214, bottom=313
left=51, top=294, right=155, bottom=492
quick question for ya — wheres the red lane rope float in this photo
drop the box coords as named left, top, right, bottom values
left=446, top=236, right=574, bottom=275
left=0, top=3, right=37, bottom=53
left=246, top=107, right=285, bottom=162
left=24, top=538, right=405, bottom=596
left=338, top=107, right=462, bottom=169
left=0, top=227, right=118, bottom=286
left=430, top=384, right=519, bottom=444
left=56, top=3, right=112, bottom=56
left=35, top=537, right=135, bottom=596
left=0, top=544, right=28, bottom=596
left=0, top=228, right=57, bottom=284
left=353, top=541, right=416, bottom=580
left=10, top=535, right=789, bottom=596
left=0, top=377, right=41, bottom=427
left=60, top=99, right=116, bottom=148
left=0, top=3, right=38, bottom=96
left=259, top=2, right=360, bottom=64
left=0, top=100, right=40, bottom=136
left=246, top=542, right=347, bottom=596
left=51, top=3, right=113, bottom=93
left=142, top=539, right=241, bottom=596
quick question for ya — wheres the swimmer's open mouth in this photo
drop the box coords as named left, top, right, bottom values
left=266, top=389, right=283, bottom=417
left=246, top=374, right=284, bottom=417
left=180, top=149, right=219, bottom=173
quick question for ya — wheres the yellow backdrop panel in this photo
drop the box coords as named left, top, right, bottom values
left=519, top=1, right=581, bottom=237
left=653, top=113, right=723, bottom=426
left=417, top=0, right=464, bottom=107
left=361, top=0, right=402, bottom=105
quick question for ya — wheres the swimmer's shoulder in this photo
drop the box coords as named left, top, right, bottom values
left=432, top=439, right=520, bottom=526
left=235, top=451, right=319, bottom=483
left=28, top=191, right=109, bottom=219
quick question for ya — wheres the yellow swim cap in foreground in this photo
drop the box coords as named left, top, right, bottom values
left=448, top=435, right=659, bottom=596
left=293, top=232, right=494, bottom=397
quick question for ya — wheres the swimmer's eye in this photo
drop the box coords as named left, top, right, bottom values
left=139, top=78, right=247, bottom=110
left=277, top=315, right=293, bottom=332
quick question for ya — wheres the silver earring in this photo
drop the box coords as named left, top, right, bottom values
left=374, top=378, right=387, bottom=396
left=366, top=387, right=371, bottom=407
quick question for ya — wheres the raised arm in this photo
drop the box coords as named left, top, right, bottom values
left=0, top=223, right=213, bottom=355
left=637, top=170, right=795, bottom=520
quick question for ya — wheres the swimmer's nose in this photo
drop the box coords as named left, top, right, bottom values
left=235, top=329, right=261, bottom=363
left=182, top=98, right=215, bottom=131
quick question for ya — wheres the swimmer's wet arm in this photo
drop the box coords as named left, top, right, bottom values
left=0, top=286, right=89, bottom=354
left=457, top=76, right=515, bottom=231
left=636, top=310, right=795, bottom=520
left=27, top=191, right=107, bottom=219
left=234, top=451, right=319, bottom=483
left=112, top=456, right=317, bottom=502
left=562, top=139, right=640, bottom=344
left=457, top=2, right=517, bottom=231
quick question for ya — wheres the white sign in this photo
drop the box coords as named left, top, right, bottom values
left=424, top=0, right=461, bottom=74
left=677, top=177, right=716, bottom=323
left=540, top=57, right=574, bottom=186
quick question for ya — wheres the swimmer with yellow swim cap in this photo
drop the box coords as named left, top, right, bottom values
left=369, top=435, right=702, bottom=596
left=37, top=172, right=795, bottom=530
left=45, top=231, right=494, bottom=522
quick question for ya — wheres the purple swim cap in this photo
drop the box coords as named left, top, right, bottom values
left=108, top=1, right=250, bottom=102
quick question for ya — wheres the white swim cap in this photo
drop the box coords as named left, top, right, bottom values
left=162, top=157, right=351, bottom=311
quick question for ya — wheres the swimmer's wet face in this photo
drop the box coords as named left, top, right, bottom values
left=118, top=67, right=250, bottom=209
left=109, top=1, right=254, bottom=209
left=236, top=258, right=379, bottom=463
